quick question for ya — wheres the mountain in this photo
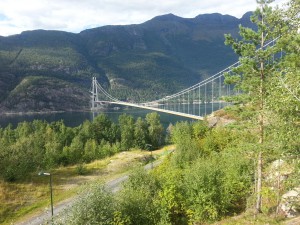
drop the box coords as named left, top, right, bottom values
left=0, top=12, right=253, bottom=113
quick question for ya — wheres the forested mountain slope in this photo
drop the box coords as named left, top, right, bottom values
left=0, top=12, right=253, bottom=113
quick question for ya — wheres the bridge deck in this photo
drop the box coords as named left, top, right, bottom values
left=94, top=101, right=204, bottom=120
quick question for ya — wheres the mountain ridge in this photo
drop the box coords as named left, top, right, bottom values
left=0, top=12, right=253, bottom=113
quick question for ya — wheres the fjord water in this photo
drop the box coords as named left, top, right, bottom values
left=0, top=103, right=226, bottom=128
left=0, top=109, right=194, bottom=128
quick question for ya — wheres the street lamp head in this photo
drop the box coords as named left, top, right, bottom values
left=38, top=172, right=51, bottom=176
left=145, top=144, right=153, bottom=151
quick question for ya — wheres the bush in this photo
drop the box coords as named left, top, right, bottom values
left=75, top=163, right=87, bottom=175
left=183, top=151, right=252, bottom=223
left=59, top=184, right=115, bottom=225
left=116, top=168, right=160, bottom=225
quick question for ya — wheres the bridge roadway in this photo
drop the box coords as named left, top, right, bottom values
left=95, top=101, right=204, bottom=120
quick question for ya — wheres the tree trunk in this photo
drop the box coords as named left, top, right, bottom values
left=256, top=9, right=265, bottom=213
left=256, top=150, right=262, bottom=213
left=256, top=61, right=264, bottom=214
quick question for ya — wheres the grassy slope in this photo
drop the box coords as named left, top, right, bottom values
left=0, top=146, right=174, bottom=225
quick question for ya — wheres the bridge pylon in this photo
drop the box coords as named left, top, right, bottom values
left=91, top=77, right=98, bottom=111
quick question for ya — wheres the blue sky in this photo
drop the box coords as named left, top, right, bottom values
left=0, top=13, right=8, bottom=21
left=0, top=0, right=288, bottom=36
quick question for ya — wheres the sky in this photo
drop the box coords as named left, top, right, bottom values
left=0, top=0, right=288, bottom=37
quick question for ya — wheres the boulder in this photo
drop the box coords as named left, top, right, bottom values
left=279, top=187, right=300, bottom=218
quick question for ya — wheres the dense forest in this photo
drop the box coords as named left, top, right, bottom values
left=0, top=112, right=164, bottom=182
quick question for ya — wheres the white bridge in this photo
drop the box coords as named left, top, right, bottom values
left=90, top=61, right=238, bottom=120
left=91, top=39, right=280, bottom=120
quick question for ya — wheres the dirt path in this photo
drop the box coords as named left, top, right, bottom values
left=284, top=216, right=300, bottom=225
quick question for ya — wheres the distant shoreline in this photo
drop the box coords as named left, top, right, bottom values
left=0, top=109, right=90, bottom=116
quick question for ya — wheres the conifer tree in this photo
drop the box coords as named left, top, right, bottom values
left=224, top=0, right=285, bottom=213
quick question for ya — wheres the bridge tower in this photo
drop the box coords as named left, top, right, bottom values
left=91, top=77, right=98, bottom=110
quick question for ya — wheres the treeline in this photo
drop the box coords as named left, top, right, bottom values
left=58, top=120, right=257, bottom=224
left=0, top=112, right=164, bottom=182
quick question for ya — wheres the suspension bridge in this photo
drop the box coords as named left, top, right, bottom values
left=90, top=39, right=281, bottom=120
left=90, top=63, right=238, bottom=120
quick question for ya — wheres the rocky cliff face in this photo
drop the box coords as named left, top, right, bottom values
left=0, top=77, right=90, bottom=113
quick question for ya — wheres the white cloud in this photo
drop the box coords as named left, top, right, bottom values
left=0, top=0, right=289, bottom=36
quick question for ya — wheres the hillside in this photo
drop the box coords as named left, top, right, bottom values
left=0, top=12, right=253, bottom=113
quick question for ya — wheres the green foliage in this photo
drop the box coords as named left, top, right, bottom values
left=75, top=163, right=88, bottom=175
left=134, top=117, right=149, bottom=149
left=116, top=168, right=160, bottom=225
left=283, top=159, right=300, bottom=191
left=224, top=2, right=280, bottom=106
left=170, top=121, right=201, bottom=167
left=83, top=138, right=98, bottom=162
left=224, top=0, right=300, bottom=214
left=92, top=121, right=248, bottom=224
left=184, top=156, right=226, bottom=222
left=146, top=112, right=164, bottom=148
left=192, top=120, right=209, bottom=139
left=201, top=127, right=241, bottom=153
left=119, top=114, right=135, bottom=150
left=0, top=112, right=164, bottom=181
left=167, top=121, right=255, bottom=222
left=183, top=151, right=252, bottom=223
left=170, top=121, right=193, bottom=144
left=153, top=160, right=188, bottom=225
left=224, top=0, right=300, bottom=132
left=90, top=113, right=115, bottom=143
left=59, top=184, right=115, bottom=225
left=263, top=0, right=300, bottom=156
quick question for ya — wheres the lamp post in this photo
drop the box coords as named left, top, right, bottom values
left=38, top=172, right=53, bottom=217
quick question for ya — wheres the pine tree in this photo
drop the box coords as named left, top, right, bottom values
left=224, top=0, right=284, bottom=213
